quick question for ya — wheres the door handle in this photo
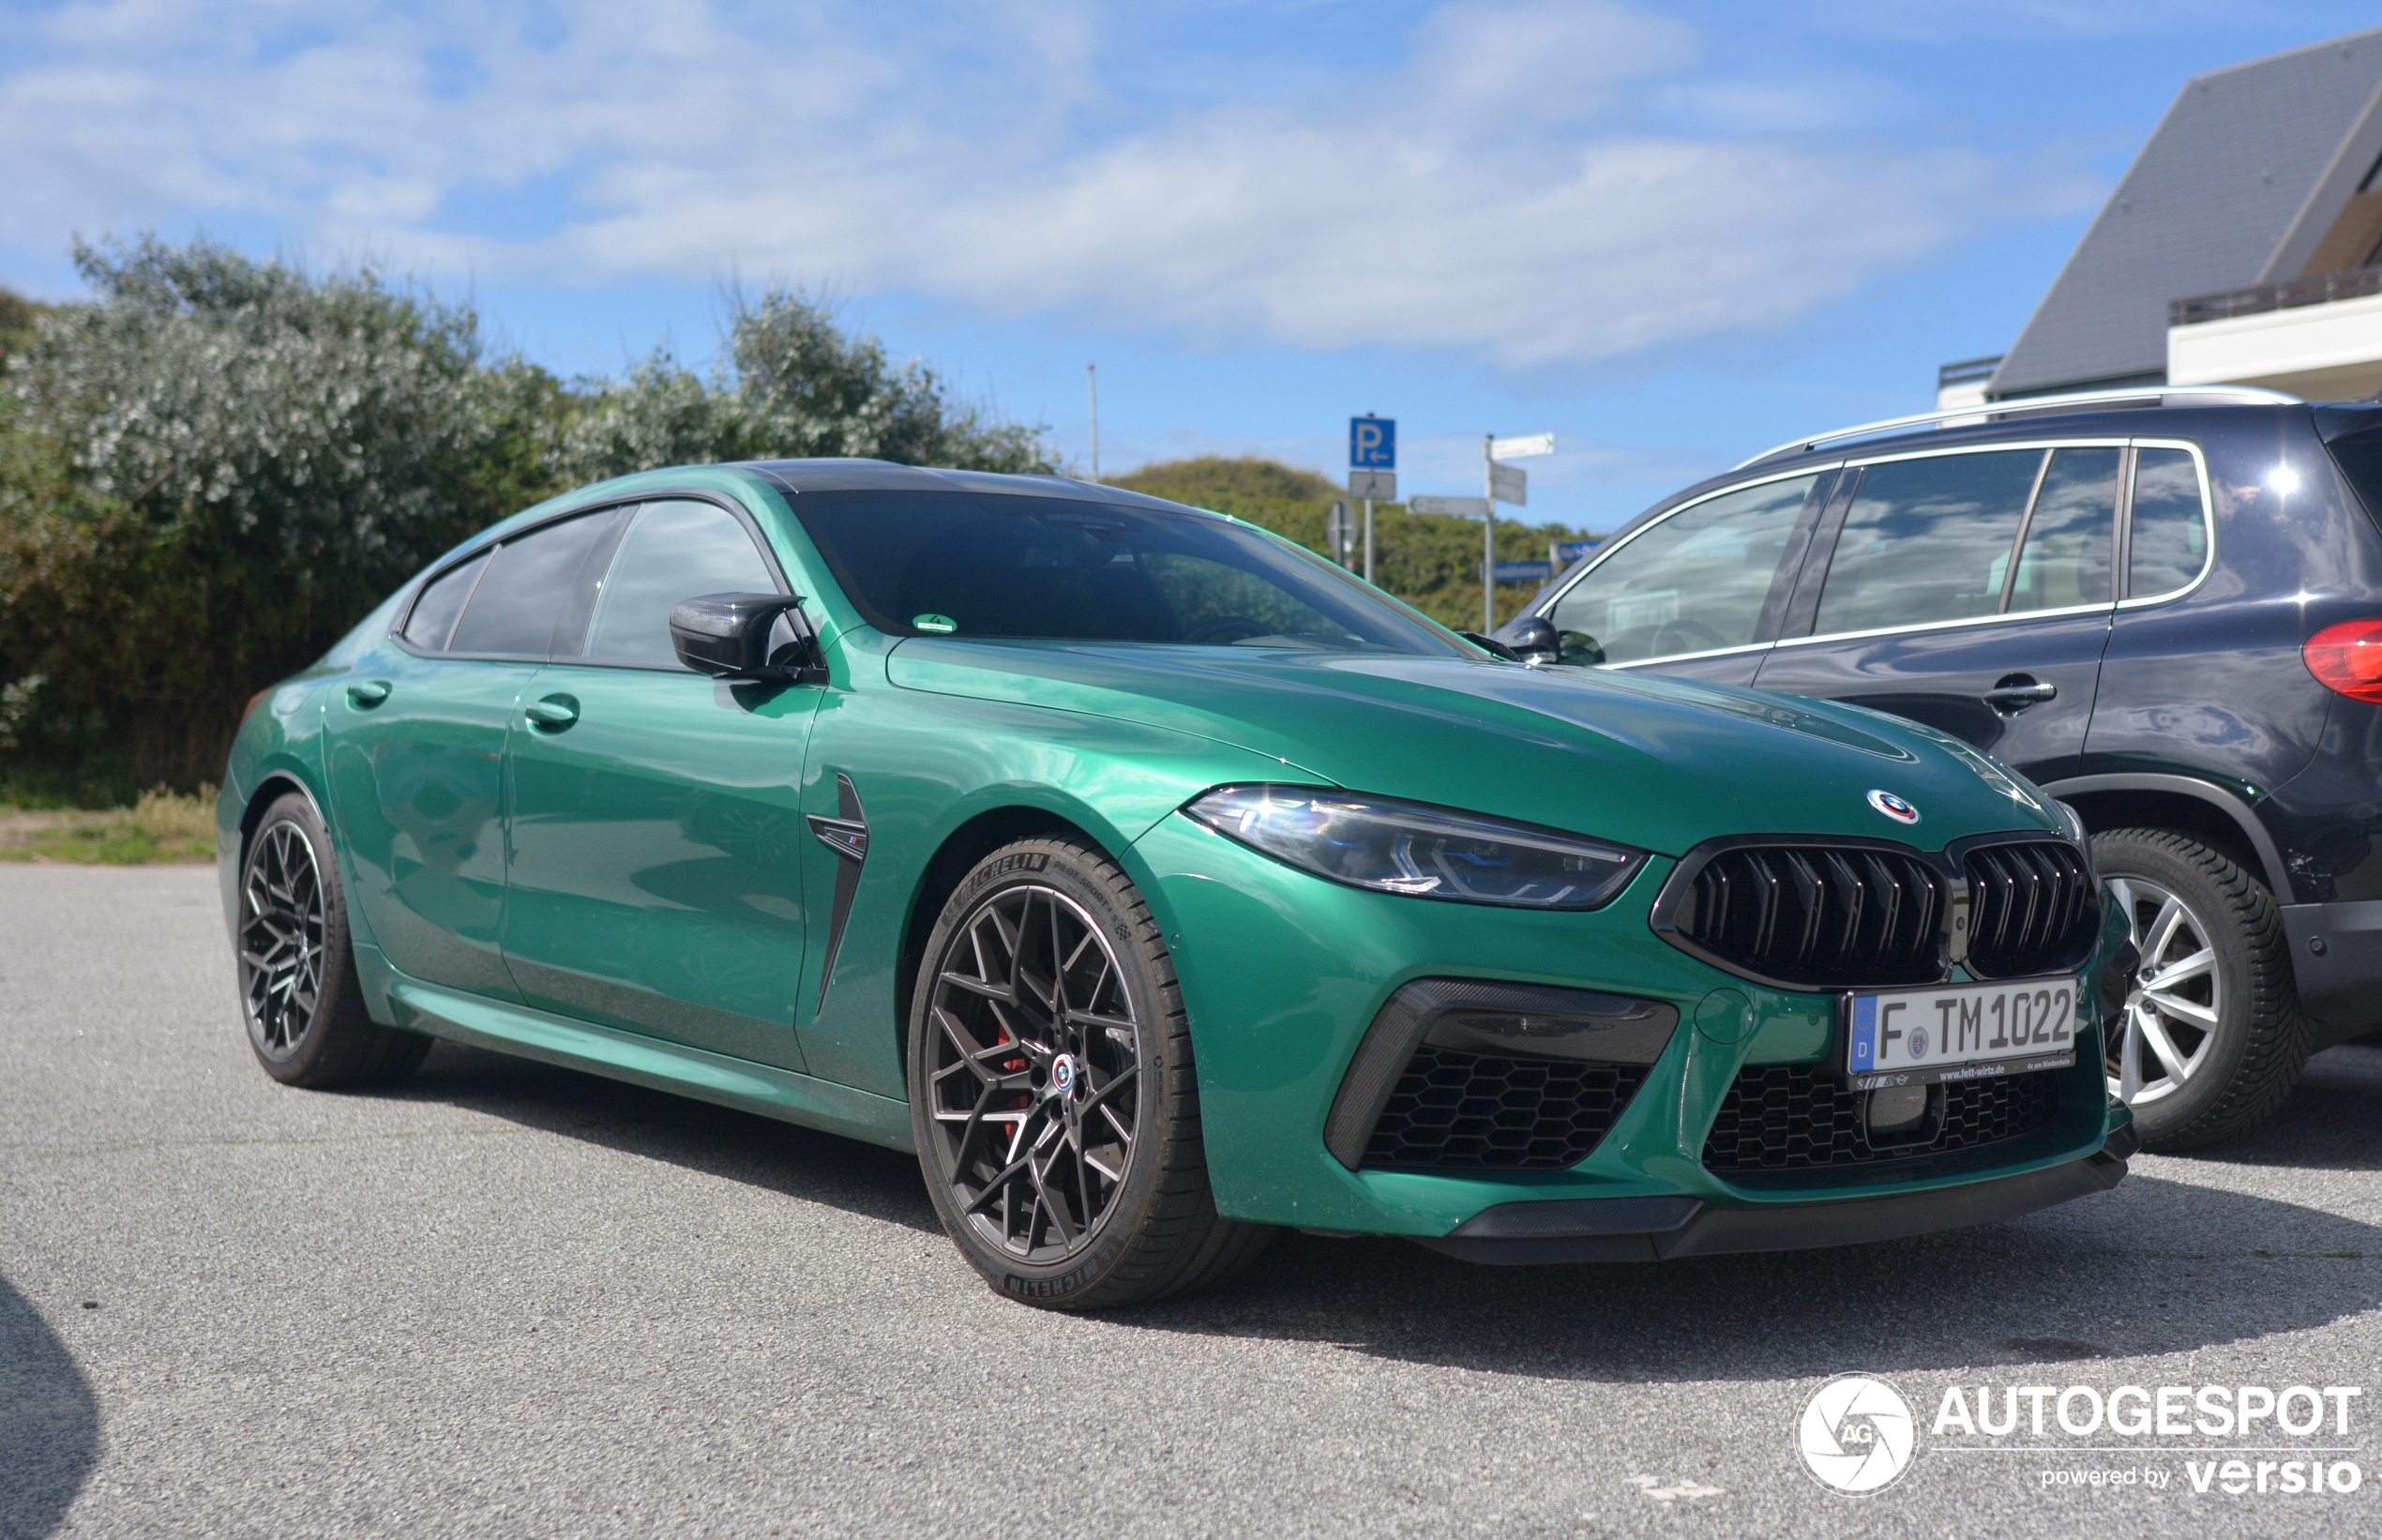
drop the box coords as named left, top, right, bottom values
left=346, top=680, right=391, bottom=708
left=1982, top=677, right=2058, bottom=712
left=524, top=697, right=580, bottom=731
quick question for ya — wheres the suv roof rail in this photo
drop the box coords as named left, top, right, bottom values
left=1730, top=385, right=2305, bottom=471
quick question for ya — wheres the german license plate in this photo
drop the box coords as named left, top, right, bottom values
left=1843, top=976, right=2079, bottom=1089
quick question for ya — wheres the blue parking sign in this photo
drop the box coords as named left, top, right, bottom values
left=1349, top=416, right=1395, bottom=470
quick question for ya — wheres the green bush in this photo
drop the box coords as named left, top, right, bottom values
left=0, top=238, right=1060, bottom=793
left=553, top=290, right=1061, bottom=483
left=0, top=237, right=557, bottom=793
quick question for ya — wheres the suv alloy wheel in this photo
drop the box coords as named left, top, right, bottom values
left=2092, top=828, right=2308, bottom=1150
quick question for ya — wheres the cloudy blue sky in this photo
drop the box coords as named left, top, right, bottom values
left=4, top=1, right=2378, bottom=530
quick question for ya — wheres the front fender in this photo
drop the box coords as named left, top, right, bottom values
left=791, top=673, right=1304, bottom=1097
left=217, top=677, right=337, bottom=952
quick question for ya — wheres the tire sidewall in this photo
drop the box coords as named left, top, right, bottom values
left=907, top=840, right=1173, bottom=1305
left=239, top=793, right=360, bottom=1085
left=2091, top=830, right=2265, bottom=1137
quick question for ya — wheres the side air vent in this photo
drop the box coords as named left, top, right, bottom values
left=1654, top=840, right=1947, bottom=989
left=1961, top=839, right=2101, bottom=980
left=1362, top=1049, right=1651, bottom=1170
left=1324, top=978, right=1679, bottom=1172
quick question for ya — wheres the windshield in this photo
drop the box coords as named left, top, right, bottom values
left=784, top=489, right=1462, bottom=654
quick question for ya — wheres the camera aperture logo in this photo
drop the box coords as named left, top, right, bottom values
left=1802, top=1374, right=1917, bottom=1494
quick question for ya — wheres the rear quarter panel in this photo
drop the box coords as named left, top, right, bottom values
left=2086, top=413, right=2382, bottom=902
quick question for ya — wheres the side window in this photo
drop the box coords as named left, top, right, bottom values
left=584, top=500, right=779, bottom=666
left=1547, top=474, right=1817, bottom=664
left=446, top=511, right=619, bottom=657
left=546, top=506, right=635, bottom=657
left=1814, top=449, right=2043, bottom=636
left=400, top=551, right=490, bottom=651
left=2128, top=447, right=2209, bottom=597
left=2008, top=446, right=2118, bottom=613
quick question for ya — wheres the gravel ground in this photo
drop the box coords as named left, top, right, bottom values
left=5, top=864, right=2379, bottom=1539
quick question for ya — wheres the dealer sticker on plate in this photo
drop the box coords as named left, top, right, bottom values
left=1844, top=975, right=2079, bottom=1089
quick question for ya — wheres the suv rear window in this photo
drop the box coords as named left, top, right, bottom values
left=2127, top=447, right=2208, bottom=598
left=2326, top=427, right=2382, bottom=534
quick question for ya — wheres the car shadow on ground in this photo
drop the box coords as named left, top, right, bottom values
left=0, top=1273, right=100, bottom=1540
left=362, top=1042, right=2378, bottom=1387
left=372, top=1039, right=943, bottom=1237
left=1126, top=1170, right=2382, bottom=1385
left=1127, top=1044, right=2382, bottom=1381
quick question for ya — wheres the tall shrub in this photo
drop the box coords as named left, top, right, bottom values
left=0, top=243, right=1063, bottom=794
left=552, top=288, right=1061, bottom=483
left=0, top=236, right=556, bottom=790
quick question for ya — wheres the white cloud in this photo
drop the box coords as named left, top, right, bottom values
left=1806, top=0, right=2267, bottom=43
left=0, top=0, right=2098, bottom=368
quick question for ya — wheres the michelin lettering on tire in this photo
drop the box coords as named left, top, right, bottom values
left=1801, top=1374, right=1917, bottom=1494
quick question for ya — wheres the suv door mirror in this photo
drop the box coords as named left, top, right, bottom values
left=669, top=592, right=817, bottom=682
left=1493, top=613, right=1561, bottom=665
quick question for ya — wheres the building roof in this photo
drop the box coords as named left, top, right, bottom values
left=1992, top=29, right=2382, bottom=399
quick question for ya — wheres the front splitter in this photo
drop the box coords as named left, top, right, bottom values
left=1414, top=1140, right=2131, bottom=1266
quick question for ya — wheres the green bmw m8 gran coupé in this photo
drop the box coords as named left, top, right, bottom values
left=219, top=460, right=2137, bottom=1308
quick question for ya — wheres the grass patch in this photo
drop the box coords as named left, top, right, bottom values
left=0, top=785, right=217, bottom=864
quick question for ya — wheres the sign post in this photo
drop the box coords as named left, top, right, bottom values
left=1483, top=431, right=1556, bottom=629
left=1325, top=502, right=1353, bottom=568
left=1349, top=415, right=1395, bottom=583
left=1481, top=436, right=1496, bottom=631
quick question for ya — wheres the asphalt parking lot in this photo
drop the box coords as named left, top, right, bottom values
left=6, top=865, right=2380, bottom=1539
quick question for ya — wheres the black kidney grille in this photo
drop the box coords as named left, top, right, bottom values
left=1361, top=1048, right=1651, bottom=1170
left=1674, top=845, right=1946, bottom=988
left=1701, top=1064, right=2062, bottom=1173
left=1964, top=840, right=2101, bottom=979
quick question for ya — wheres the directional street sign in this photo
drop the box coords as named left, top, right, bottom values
left=1410, top=495, right=1491, bottom=517
left=1478, top=431, right=1551, bottom=630
left=1554, top=538, right=1601, bottom=563
left=1350, top=416, right=1395, bottom=469
left=1349, top=469, right=1395, bottom=501
left=1492, top=561, right=1552, bottom=582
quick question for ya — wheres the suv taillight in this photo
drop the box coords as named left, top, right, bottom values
left=2303, top=619, right=2382, bottom=702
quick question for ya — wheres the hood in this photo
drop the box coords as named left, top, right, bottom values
left=884, top=639, right=2061, bottom=857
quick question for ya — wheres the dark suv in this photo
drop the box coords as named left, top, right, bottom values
left=1498, top=386, right=2382, bottom=1149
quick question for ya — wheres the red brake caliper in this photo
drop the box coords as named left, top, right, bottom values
left=997, top=1027, right=1032, bottom=1110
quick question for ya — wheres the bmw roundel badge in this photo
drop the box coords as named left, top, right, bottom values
left=1866, top=789, right=1921, bottom=825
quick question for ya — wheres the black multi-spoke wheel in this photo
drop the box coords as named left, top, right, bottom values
left=242, top=820, right=327, bottom=1060
left=236, top=793, right=431, bottom=1088
left=927, top=883, right=1140, bottom=1261
left=909, top=838, right=1270, bottom=1308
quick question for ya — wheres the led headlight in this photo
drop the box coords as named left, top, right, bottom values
left=1185, top=785, right=1647, bottom=910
